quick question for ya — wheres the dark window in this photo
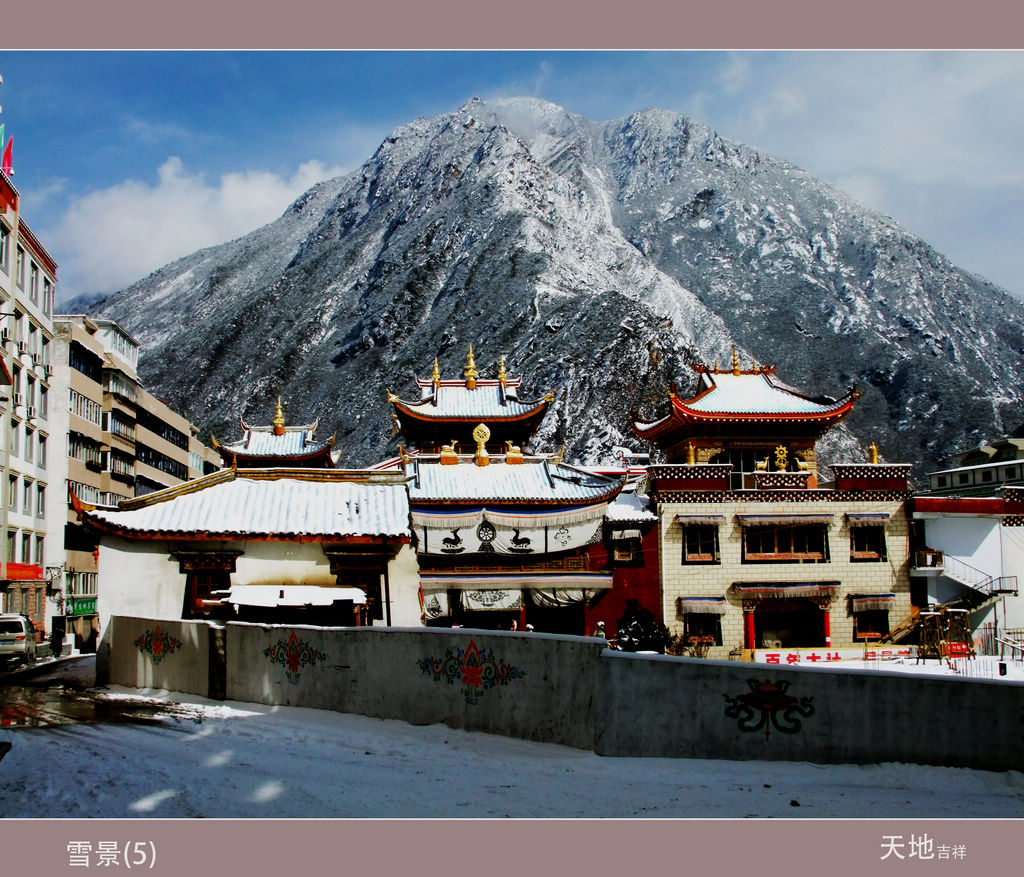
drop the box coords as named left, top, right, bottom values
left=69, top=341, right=103, bottom=383
left=743, top=525, right=829, bottom=562
left=850, top=526, right=886, bottom=562
left=136, top=409, right=189, bottom=450
left=982, top=470, right=993, bottom=483
left=936, top=476, right=947, bottom=487
left=682, top=525, right=720, bottom=563
left=958, top=473, right=970, bottom=485
left=853, top=609, right=890, bottom=642
left=135, top=443, right=188, bottom=481
left=683, top=613, right=723, bottom=646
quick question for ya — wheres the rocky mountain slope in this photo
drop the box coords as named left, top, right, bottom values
left=87, top=97, right=1024, bottom=480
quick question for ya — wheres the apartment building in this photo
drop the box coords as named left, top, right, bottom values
left=48, top=315, right=220, bottom=651
left=0, top=167, right=60, bottom=642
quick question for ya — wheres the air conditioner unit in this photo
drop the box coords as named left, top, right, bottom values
left=12, top=393, right=23, bottom=407
left=16, top=341, right=27, bottom=355
left=26, top=406, right=36, bottom=420
left=43, top=363, right=52, bottom=378
left=0, top=328, right=9, bottom=343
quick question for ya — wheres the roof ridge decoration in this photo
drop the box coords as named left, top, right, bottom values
left=464, top=344, right=478, bottom=389
left=273, top=397, right=286, bottom=436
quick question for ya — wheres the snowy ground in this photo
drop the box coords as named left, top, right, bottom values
left=1, top=655, right=1023, bottom=819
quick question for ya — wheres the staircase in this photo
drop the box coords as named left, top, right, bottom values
left=882, top=554, right=1019, bottom=644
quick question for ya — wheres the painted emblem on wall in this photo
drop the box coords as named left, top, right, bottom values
left=264, top=631, right=327, bottom=683
left=476, top=520, right=497, bottom=553
left=723, top=678, right=815, bottom=740
left=133, top=624, right=183, bottom=665
left=418, top=639, right=526, bottom=704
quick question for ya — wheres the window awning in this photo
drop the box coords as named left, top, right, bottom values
left=677, top=596, right=727, bottom=615
left=737, top=514, right=833, bottom=527
left=419, top=573, right=614, bottom=591
left=846, top=513, right=891, bottom=527
left=732, top=581, right=841, bottom=600
left=850, top=593, right=896, bottom=611
left=609, top=528, right=642, bottom=540
left=674, top=514, right=725, bottom=526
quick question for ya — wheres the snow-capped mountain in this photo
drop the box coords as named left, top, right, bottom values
left=87, top=97, right=1024, bottom=479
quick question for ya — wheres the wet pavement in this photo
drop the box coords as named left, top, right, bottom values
left=0, top=655, right=205, bottom=729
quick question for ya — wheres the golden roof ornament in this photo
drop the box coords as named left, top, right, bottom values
left=869, top=442, right=879, bottom=464
left=731, top=346, right=741, bottom=376
left=386, top=387, right=399, bottom=403
left=464, top=344, right=478, bottom=389
left=505, top=440, right=524, bottom=464
left=439, top=439, right=459, bottom=465
left=543, top=391, right=556, bottom=403
left=472, top=422, right=491, bottom=466
left=273, top=397, right=286, bottom=436
left=431, top=358, right=441, bottom=384
left=686, top=442, right=696, bottom=465
left=497, top=355, right=508, bottom=385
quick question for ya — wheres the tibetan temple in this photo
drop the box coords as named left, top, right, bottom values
left=213, top=398, right=336, bottom=468
left=387, top=346, right=553, bottom=455
left=79, top=343, right=949, bottom=665
left=634, top=351, right=913, bottom=661
left=634, top=348, right=857, bottom=488
left=382, top=348, right=659, bottom=633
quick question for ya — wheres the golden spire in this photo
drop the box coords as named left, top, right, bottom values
left=497, top=355, right=507, bottom=385
left=752, top=356, right=758, bottom=370
left=685, top=442, right=696, bottom=465
left=431, top=357, right=441, bottom=384
left=272, top=397, right=286, bottom=436
left=869, top=442, right=879, bottom=464
left=731, top=346, right=741, bottom=376
left=464, top=344, right=478, bottom=389
left=472, top=422, right=490, bottom=466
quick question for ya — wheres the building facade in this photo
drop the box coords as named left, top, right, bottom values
left=0, top=166, right=60, bottom=643
left=48, top=315, right=220, bottom=650
left=635, top=353, right=913, bottom=661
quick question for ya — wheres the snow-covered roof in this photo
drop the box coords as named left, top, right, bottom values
left=683, top=370, right=850, bottom=416
left=393, top=380, right=550, bottom=422
left=80, top=469, right=410, bottom=540
left=405, top=457, right=624, bottom=505
left=220, top=424, right=333, bottom=459
left=604, top=489, right=656, bottom=523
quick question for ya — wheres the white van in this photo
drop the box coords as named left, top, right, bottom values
left=0, top=614, right=37, bottom=669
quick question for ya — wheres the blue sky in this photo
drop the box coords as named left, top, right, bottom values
left=1, top=51, right=1022, bottom=303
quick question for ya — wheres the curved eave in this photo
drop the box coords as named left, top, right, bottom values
left=79, top=515, right=410, bottom=544
left=411, top=482, right=625, bottom=508
left=391, top=399, right=550, bottom=424
left=218, top=443, right=335, bottom=465
left=671, top=394, right=856, bottom=423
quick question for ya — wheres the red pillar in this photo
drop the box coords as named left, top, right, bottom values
left=823, top=607, right=831, bottom=646
left=744, top=608, right=756, bottom=650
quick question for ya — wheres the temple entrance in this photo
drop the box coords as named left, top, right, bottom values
left=754, top=598, right=826, bottom=648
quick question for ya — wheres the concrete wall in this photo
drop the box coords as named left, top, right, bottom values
left=101, top=616, right=1024, bottom=771
left=101, top=615, right=210, bottom=695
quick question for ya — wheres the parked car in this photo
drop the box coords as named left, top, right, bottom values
left=0, top=614, right=37, bottom=669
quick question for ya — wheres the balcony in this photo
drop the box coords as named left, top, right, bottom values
left=910, top=549, right=944, bottom=577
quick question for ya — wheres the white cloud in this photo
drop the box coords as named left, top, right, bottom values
left=48, top=156, right=348, bottom=299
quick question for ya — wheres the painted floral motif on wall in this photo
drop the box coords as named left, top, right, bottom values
left=418, top=639, right=526, bottom=704
left=264, top=631, right=327, bottom=683
left=133, top=624, right=183, bottom=665
left=723, top=678, right=815, bottom=740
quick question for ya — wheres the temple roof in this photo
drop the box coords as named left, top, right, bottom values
left=215, top=399, right=335, bottom=467
left=634, top=352, right=856, bottom=445
left=389, top=348, right=553, bottom=426
left=76, top=469, right=409, bottom=541
left=404, top=456, right=625, bottom=507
